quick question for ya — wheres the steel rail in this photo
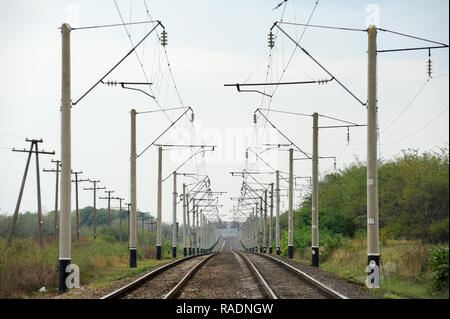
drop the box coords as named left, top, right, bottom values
left=163, top=239, right=226, bottom=299
left=250, top=252, right=349, bottom=299
left=100, top=253, right=211, bottom=299
left=232, top=250, right=278, bottom=299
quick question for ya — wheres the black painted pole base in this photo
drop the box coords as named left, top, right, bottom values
left=183, top=247, right=187, bottom=257
left=269, top=247, right=273, bottom=254
left=58, top=259, right=71, bottom=294
left=156, top=245, right=162, bottom=260
left=288, top=246, right=293, bottom=259
left=276, top=247, right=281, bottom=255
left=197, top=248, right=199, bottom=255
left=263, top=247, right=267, bottom=253
left=188, top=248, right=192, bottom=256
left=129, top=249, right=137, bottom=268
left=259, top=247, right=263, bottom=253
left=312, top=247, right=319, bottom=267
left=172, top=247, right=177, bottom=258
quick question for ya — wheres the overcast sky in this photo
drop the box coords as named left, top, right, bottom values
left=0, top=0, right=448, bottom=224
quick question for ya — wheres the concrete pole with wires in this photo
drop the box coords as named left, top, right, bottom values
left=367, top=25, right=380, bottom=288
left=130, top=109, right=137, bottom=267
left=192, top=203, right=196, bottom=254
left=188, top=196, right=192, bottom=255
left=276, top=170, right=281, bottom=255
left=59, top=23, right=71, bottom=293
left=253, top=207, right=256, bottom=251
left=288, top=148, right=294, bottom=259
left=312, top=112, right=319, bottom=266
left=199, top=212, right=203, bottom=253
left=259, top=197, right=263, bottom=253
left=263, top=190, right=267, bottom=253
left=196, top=209, right=200, bottom=255
left=172, top=172, right=177, bottom=258
left=255, top=203, right=259, bottom=251
left=183, top=183, right=187, bottom=257
left=269, top=182, right=274, bottom=254
left=156, top=146, right=163, bottom=260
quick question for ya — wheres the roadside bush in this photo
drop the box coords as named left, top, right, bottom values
left=320, top=233, right=346, bottom=262
left=427, top=245, right=449, bottom=291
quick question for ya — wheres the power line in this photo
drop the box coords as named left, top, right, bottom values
left=70, top=20, right=159, bottom=31
left=278, top=21, right=367, bottom=32
left=377, top=28, right=449, bottom=47
left=381, top=107, right=449, bottom=146
left=381, top=78, right=430, bottom=133
left=272, top=23, right=366, bottom=106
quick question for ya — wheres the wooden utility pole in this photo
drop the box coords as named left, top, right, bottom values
left=125, top=202, right=131, bottom=242
left=117, top=197, right=125, bottom=241
left=109, top=197, right=125, bottom=240
left=8, top=139, right=55, bottom=247
left=83, top=180, right=105, bottom=239
left=43, top=159, right=61, bottom=240
left=99, top=190, right=114, bottom=234
left=71, top=171, right=89, bottom=242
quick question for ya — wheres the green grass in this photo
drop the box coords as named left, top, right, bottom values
left=0, top=236, right=185, bottom=298
left=313, top=237, right=449, bottom=299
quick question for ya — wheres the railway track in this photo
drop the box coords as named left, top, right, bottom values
left=234, top=250, right=348, bottom=299
left=100, top=240, right=226, bottom=299
left=100, top=238, right=348, bottom=299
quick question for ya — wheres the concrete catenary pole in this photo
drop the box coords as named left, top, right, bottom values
left=188, top=195, right=192, bottom=255
left=183, top=183, right=187, bottom=256
left=156, top=146, right=162, bottom=260
left=192, top=202, right=196, bottom=254
left=196, top=208, right=200, bottom=255
left=197, top=209, right=203, bottom=254
left=263, top=190, right=267, bottom=253
left=130, top=109, right=137, bottom=267
left=288, top=148, right=294, bottom=259
left=259, top=197, right=263, bottom=253
left=276, top=170, right=281, bottom=255
left=367, top=25, right=380, bottom=288
left=59, top=23, right=72, bottom=293
left=172, top=172, right=177, bottom=258
left=252, top=207, right=256, bottom=251
left=255, top=203, right=259, bottom=252
left=312, top=112, right=319, bottom=267
left=269, top=183, right=274, bottom=254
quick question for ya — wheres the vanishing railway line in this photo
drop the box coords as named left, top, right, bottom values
left=101, top=237, right=348, bottom=299
left=234, top=250, right=348, bottom=299
left=101, top=240, right=226, bottom=299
